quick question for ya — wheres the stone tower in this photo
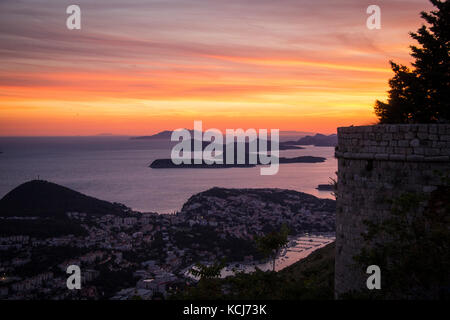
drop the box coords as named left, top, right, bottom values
left=334, top=124, right=450, bottom=298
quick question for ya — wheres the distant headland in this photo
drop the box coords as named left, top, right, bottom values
left=280, top=133, right=337, bottom=147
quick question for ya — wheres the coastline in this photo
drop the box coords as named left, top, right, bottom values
left=183, top=234, right=336, bottom=280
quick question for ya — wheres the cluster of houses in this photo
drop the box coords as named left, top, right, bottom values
left=111, top=261, right=180, bottom=300
left=0, top=210, right=194, bottom=299
left=1, top=188, right=336, bottom=300
left=178, top=188, right=336, bottom=238
left=0, top=235, right=30, bottom=251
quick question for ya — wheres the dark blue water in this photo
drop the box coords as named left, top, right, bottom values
left=0, top=137, right=336, bottom=213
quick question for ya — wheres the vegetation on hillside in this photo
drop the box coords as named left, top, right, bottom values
left=0, top=218, right=87, bottom=238
left=171, top=242, right=335, bottom=300
left=255, top=224, right=289, bottom=271
left=351, top=185, right=450, bottom=299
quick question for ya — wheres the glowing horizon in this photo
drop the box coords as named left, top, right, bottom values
left=0, top=0, right=433, bottom=136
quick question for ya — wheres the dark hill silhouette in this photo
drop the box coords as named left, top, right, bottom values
left=0, top=180, right=129, bottom=217
left=131, top=130, right=174, bottom=140
left=281, top=133, right=337, bottom=147
left=131, top=130, right=314, bottom=141
left=131, top=130, right=198, bottom=140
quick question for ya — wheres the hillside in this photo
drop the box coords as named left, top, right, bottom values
left=178, top=187, right=335, bottom=235
left=173, top=242, right=335, bottom=300
left=0, top=180, right=129, bottom=217
left=281, top=133, right=337, bottom=147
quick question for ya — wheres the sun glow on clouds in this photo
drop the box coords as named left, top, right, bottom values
left=0, top=0, right=432, bottom=135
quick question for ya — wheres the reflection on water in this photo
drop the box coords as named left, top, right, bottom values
left=0, top=137, right=336, bottom=213
left=221, top=235, right=335, bottom=276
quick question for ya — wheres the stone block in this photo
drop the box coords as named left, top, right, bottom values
left=427, top=156, right=449, bottom=162
left=389, top=154, right=406, bottom=161
left=410, top=139, right=420, bottom=147
left=417, top=133, right=428, bottom=140
left=388, top=126, right=398, bottom=133
left=398, top=140, right=409, bottom=147
left=374, top=153, right=389, bottom=160
left=423, top=186, right=437, bottom=193
left=406, top=155, right=425, bottom=162
left=429, top=125, right=438, bottom=134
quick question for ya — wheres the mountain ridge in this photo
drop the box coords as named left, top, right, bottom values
left=0, top=180, right=130, bottom=217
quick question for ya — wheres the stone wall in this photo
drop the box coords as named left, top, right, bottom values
left=334, top=124, right=450, bottom=298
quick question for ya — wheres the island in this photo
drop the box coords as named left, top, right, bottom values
left=280, top=133, right=337, bottom=147
left=278, top=145, right=305, bottom=150
left=316, top=184, right=334, bottom=191
left=150, top=159, right=256, bottom=169
left=149, top=156, right=326, bottom=168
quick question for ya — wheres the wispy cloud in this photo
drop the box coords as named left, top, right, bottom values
left=0, top=0, right=433, bottom=135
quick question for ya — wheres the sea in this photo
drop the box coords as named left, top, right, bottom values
left=202, top=235, right=335, bottom=278
left=0, top=136, right=336, bottom=214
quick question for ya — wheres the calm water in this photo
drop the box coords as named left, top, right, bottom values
left=184, top=235, right=335, bottom=278
left=0, top=137, right=336, bottom=213
left=223, top=235, right=336, bottom=274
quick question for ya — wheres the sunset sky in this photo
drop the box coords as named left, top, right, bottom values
left=0, top=0, right=433, bottom=136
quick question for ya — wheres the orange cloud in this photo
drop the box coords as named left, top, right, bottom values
left=0, top=0, right=432, bottom=136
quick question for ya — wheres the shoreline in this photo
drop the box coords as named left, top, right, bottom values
left=183, top=234, right=336, bottom=280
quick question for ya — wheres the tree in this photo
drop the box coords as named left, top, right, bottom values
left=189, top=260, right=226, bottom=280
left=182, top=260, right=226, bottom=299
left=255, top=225, right=289, bottom=271
left=375, top=0, right=449, bottom=123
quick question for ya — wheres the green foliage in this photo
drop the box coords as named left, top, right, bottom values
left=354, top=187, right=450, bottom=299
left=172, top=225, right=262, bottom=261
left=255, top=224, right=289, bottom=271
left=91, top=267, right=137, bottom=299
left=329, top=175, right=338, bottom=200
left=375, top=0, right=450, bottom=123
left=130, top=293, right=143, bottom=300
left=190, top=260, right=226, bottom=280
left=172, top=243, right=335, bottom=300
